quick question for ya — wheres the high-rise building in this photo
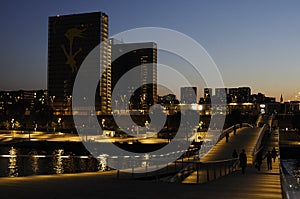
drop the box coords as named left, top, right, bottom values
left=204, top=88, right=212, bottom=104
left=48, top=12, right=110, bottom=115
left=181, top=87, right=197, bottom=104
left=111, top=41, right=157, bottom=112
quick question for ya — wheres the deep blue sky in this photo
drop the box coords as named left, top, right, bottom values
left=1, top=0, right=300, bottom=101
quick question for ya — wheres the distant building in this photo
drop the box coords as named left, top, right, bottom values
left=215, top=88, right=227, bottom=104
left=111, top=41, right=157, bottom=112
left=251, top=92, right=275, bottom=104
left=158, top=94, right=179, bottom=104
left=283, top=101, right=300, bottom=114
left=204, top=88, right=212, bottom=104
left=228, top=88, right=238, bottom=103
left=48, top=12, right=110, bottom=115
left=0, top=90, right=47, bottom=116
left=280, top=94, right=283, bottom=103
left=181, top=87, right=197, bottom=104
left=158, top=94, right=179, bottom=115
left=237, top=87, right=251, bottom=103
left=227, top=102, right=257, bottom=115
left=251, top=93, right=265, bottom=104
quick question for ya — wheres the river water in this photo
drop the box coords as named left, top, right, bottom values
left=281, top=159, right=300, bottom=198
left=0, top=146, right=103, bottom=177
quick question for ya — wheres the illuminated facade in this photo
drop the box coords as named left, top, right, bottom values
left=0, top=90, right=47, bottom=115
left=48, top=12, right=110, bottom=115
left=111, top=42, right=157, bottom=112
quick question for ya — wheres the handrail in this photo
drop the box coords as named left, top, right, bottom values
left=175, top=157, right=239, bottom=165
left=251, top=124, right=268, bottom=164
left=170, top=157, right=239, bottom=183
left=251, top=114, right=274, bottom=164
left=279, top=160, right=290, bottom=199
left=218, top=123, right=253, bottom=143
left=170, top=123, right=254, bottom=183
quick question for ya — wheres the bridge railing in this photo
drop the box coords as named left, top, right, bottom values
left=251, top=114, right=274, bottom=165
left=170, top=158, right=239, bottom=184
left=169, top=123, right=254, bottom=183
left=217, top=123, right=254, bottom=143
left=251, top=124, right=268, bottom=164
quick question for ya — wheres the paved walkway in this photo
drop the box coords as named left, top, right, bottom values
left=183, top=126, right=261, bottom=183
left=182, top=126, right=282, bottom=198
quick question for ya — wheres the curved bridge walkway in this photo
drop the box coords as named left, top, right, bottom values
left=183, top=126, right=282, bottom=199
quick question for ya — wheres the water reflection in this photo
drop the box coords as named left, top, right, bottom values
left=0, top=147, right=110, bottom=177
left=8, top=147, right=18, bottom=177
left=29, top=151, right=39, bottom=174
left=98, top=154, right=107, bottom=171
left=53, top=149, right=64, bottom=174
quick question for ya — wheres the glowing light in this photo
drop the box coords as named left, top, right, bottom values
left=79, top=156, right=89, bottom=159
left=33, top=155, right=46, bottom=158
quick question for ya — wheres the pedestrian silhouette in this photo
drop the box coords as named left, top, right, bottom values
left=239, top=149, right=247, bottom=174
left=255, top=151, right=263, bottom=171
left=225, top=132, right=229, bottom=143
left=264, top=151, right=272, bottom=170
left=232, top=149, right=238, bottom=159
left=271, top=147, right=277, bottom=163
left=233, top=125, right=237, bottom=135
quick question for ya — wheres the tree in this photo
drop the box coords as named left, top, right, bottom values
left=226, top=109, right=242, bottom=127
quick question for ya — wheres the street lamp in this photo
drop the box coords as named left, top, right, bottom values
left=58, top=118, right=62, bottom=133
left=10, top=118, right=15, bottom=139
left=11, top=118, right=15, bottom=129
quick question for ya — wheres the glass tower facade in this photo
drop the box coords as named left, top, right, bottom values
left=111, top=42, right=157, bottom=113
left=48, top=12, right=110, bottom=115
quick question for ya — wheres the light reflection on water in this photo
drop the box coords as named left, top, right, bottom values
left=0, top=147, right=104, bottom=177
left=53, top=149, right=64, bottom=174
left=281, top=159, right=300, bottom=199
left=29, top=150, right=39, bottom=174
left=8, top=147, right=18, bottom=177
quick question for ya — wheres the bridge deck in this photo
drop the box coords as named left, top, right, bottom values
left=183, top=127, right=261, bottom=183
left=183, top=127, right=282, bottom=198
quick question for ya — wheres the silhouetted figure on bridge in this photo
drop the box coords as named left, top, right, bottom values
left=255, top=151, right=263, bottom=171
left=232, top=149, right=238, bottom=159
left=239, top=149, right=247, bottom=174
left=233, top=125, right=237, bottom=135
left=225, top=132, right=229, bottom=143
left=271, top=147, right=277, bottom=163
left=264, top=151, right=272, bottom=170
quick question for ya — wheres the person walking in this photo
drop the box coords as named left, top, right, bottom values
left=255, top=151, right=263, bottom=171
left=271, top=147, right=277, bottom=163
left=225, top=132, right=229, bottom=143
left=232, top=149, right=238, bottom=159
left=264, top=151, right=272, bottom=170
left=239, top=149, right=247, bottom=174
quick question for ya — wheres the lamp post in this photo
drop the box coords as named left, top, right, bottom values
left=58, top=118, right=62, bottom=133
left=11, top=118, right=15, bottom=139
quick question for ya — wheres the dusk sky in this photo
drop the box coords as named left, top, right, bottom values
left=1, top=0, right=300, bottom=101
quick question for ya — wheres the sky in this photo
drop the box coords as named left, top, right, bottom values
left=0, top=0, right=300, bottom=101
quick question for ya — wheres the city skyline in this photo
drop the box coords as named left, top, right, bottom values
left=1, top=1, right=300, bottom=101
